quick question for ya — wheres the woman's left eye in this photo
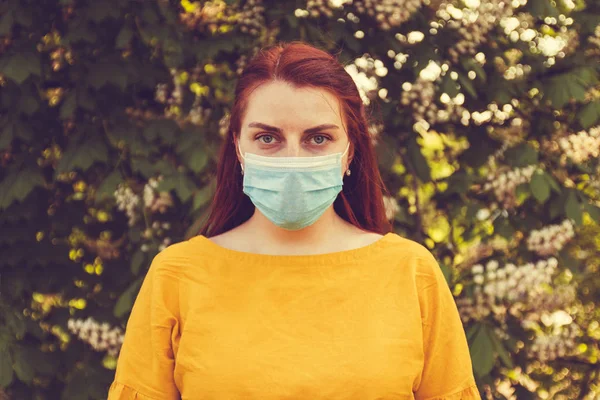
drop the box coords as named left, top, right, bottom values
left=310, top=135, right=330, bottom=145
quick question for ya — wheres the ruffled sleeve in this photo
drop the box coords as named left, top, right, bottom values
left=412, top=250, right=481, bottom=400
left=107, top=250, right=181, bottom=400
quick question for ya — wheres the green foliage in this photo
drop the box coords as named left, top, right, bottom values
left=1, top=0, right=599, bottom=398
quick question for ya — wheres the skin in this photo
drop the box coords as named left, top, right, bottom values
left=209, top=80, right=383, bottom=255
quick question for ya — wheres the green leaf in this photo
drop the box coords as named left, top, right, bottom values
left=504, top=143, right=538, bottom=167
left=181, top=147, right=209, bottom=173
left=144, top=119, right=179, bottom=142
left=18, top=92, right=39, bottom=116
left=457, top=73, right=478, bottom=99
left=565, top=190, right=582, bottom=225
left=530, top=171, right=550, bottom=204
left=55, top=137, right=109, bottom=176
left=5, top=311, right=25, bottom=337
left=0, top=10, right=14, bottom=35
left=577, top=101, right=600, bottom=129
left=158, top=174, right=197, bottom=203
left=88, top=61, right=128, bottom=91
left=0, top=166, right=45, bottom=210
left=193, top=180, right=216, bottom=211
left=544, top=172, right=561, bottom=193
left=96, top=170, right=122, bottom=201
left=114, top=277, right=143, bottom=318
left=524, top=0, right=559, bottom=18
left=488, top=329, right=513, bottom=368
left=130, top=249, right=145, bottom=276
left=439, top=263, right=452, bottom=286
left=406, top=138, right=431, bottom=182
left=440, top=75, right=460, bottom=98
left=1, top=52, right=41, bottom=84
left=469, top=324, right=495, bottom=377
left=544, top=68, right=598, bottom=108
left=13, top=346, right=35, bottom=383
left=583, top=202, right=600, bottom=221
left=116, top=26, right=133, bottom=49
left=0, top=347, right=13, bottom=387
left=0, top=121, right=14, bottom=150
left=60, top=91, right=77, bottom=120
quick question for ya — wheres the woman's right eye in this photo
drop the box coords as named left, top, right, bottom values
left=256, top=134, right=276, bottom=144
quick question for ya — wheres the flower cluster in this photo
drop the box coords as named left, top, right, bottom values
left=155, top=66, right=212, bottom=124
left=524, top=315, right=581, bottom=362
left=483, top=165, right=537, bottom=208
left=143, top=176, right=174, bottom=214
left=526, top=220, right=575, bottom=256
left=587, top=25, right=600, bottom=56
left=557, top=126, right=600, bottom=164
left=219, top=111, right=231, bottom=138
left=305, top=0, right=340, bottom=18
left=400, top=73, right=469, bottom=126
left=114, top=184, right=140, bottom=226
left=353, top=0, right=423, bottom=30
left=68, top=317, right=124, bottom=357
left=345, top=55, right=386, bottom=105
left=437, top=0, right=518, bottom=63
left=180, top=0, right=264, bottom=36
left=383, top=195, right=400, bottom=221
left=142, top=220, right=173, bottom=253
left=457, top=258, right=558, bottom=324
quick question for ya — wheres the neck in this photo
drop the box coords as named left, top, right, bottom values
left=241, top=205, right=348, bottom=250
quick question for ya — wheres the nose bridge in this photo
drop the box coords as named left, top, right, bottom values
left=284, top=136, right=302, bottom=157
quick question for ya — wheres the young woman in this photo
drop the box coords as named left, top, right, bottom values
left=108, top=41, right=480, bottom=400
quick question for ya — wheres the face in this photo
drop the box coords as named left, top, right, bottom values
left=235, top=80, right=353, bottom=170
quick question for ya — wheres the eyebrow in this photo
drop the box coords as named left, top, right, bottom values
left=247, top=122, right=340, bottom=134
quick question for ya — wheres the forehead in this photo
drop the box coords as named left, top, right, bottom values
left=242, top=80, right=344, bottom=130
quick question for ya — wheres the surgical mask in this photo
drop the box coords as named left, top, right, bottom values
left=239, top=143, right=350, bottom=231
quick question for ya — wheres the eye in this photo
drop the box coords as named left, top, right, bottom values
left=310, top=134, right=331, bottom=145
left=256, top=134, right=277, bottom=144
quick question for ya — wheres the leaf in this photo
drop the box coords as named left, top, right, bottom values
left=544, top=172, right=561, bottom=193
left=529, top=171, right=550, bottom=204
left=130, top=249, right=145, bottom=276
left=439, top=263, right=452, bottom=286
left=544, top=68, right=598, bottom=108
left=55, top=137, right=109, bottom=176
left=115, top=25, right=133, bottom=49
left=524, top=0, right=559, bottom=18
left=565, top=190, right=582, bottom=225
left=0, top=10, right=14, bottom=35
left=583, top=202, right=600, bottom=221
left=143, top=119, right=179, bottom=142
left=88, top=61, right=128, bottom=91
left=0, top=121, right=14, bottom=150
left=440, top=75, right=460, bottom=98
left=406, top=138, right=431, bottom=182
left=192, top=180, right=216, bottom=211
left=181, top=147, right=209, bottom=173
left=59, top=91, right=77, bottom=120
left=504, top=143, right=538, bottom=167
left=13, top=346, right=35, bottom=383
left=0, top=347, right=13, bottom=387
left=158, top=174, right=197, bottom=203
left=0, top=166, right=45, bottom=210
left=577, top=101, right=600, bottom=129
left=5, top=311, right=25, bottom=337
left=469, top=324, right=495, bottom=378
left=114, top=277, right=143, bottom=318
left=96, top=170, right=122, bottom=201
left=488, top=329, right=513, bottom=368
left=1, top=52, right=41, bottom=84
left=457, top=73, right=478, bottom=99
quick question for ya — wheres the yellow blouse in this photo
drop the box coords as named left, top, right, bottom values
left=108, top=232, right=480, bottom=400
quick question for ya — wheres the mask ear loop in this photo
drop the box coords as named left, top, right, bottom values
left=237, top=141, right=245, bottom=175
left=342, top=142, right=351, bottom=176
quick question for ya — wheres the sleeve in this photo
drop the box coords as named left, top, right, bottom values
left=412, top=250, right=481, bottom=400
left=108, top=250, right=181, bottom=400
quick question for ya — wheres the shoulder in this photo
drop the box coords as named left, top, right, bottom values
left=384, top=233, right=445, bottom=283
left=146, top=237, right=201, bottom=277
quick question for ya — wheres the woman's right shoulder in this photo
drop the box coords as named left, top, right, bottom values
left=147, top=235, right=216, bottom=276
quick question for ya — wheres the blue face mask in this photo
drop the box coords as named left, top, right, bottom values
left=239, top=143, right=350, bottom=231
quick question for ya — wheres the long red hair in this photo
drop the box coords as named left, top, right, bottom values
left=199, top=41, right=392, bottom=237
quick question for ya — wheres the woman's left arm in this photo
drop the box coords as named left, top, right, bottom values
left=412, top=250, right=482, bottom=400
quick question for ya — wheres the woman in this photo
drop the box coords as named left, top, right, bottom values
left=108, top=41, right=480, bottom=399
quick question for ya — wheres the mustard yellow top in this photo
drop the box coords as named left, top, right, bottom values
left=108, top=232, right=480, bottom=400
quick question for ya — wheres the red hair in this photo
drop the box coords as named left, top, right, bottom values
left=199, top=41, right=392, bottom=237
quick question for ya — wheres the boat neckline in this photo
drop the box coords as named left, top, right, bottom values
left=190, top=232, right=399, bottom=265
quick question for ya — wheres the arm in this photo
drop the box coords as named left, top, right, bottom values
left=108, top=250, right=181, bottom=400
left=413, top=250, right=481, bottom=400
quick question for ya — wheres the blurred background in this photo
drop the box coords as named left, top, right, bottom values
left=0, top=0, right=599, bottom=398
